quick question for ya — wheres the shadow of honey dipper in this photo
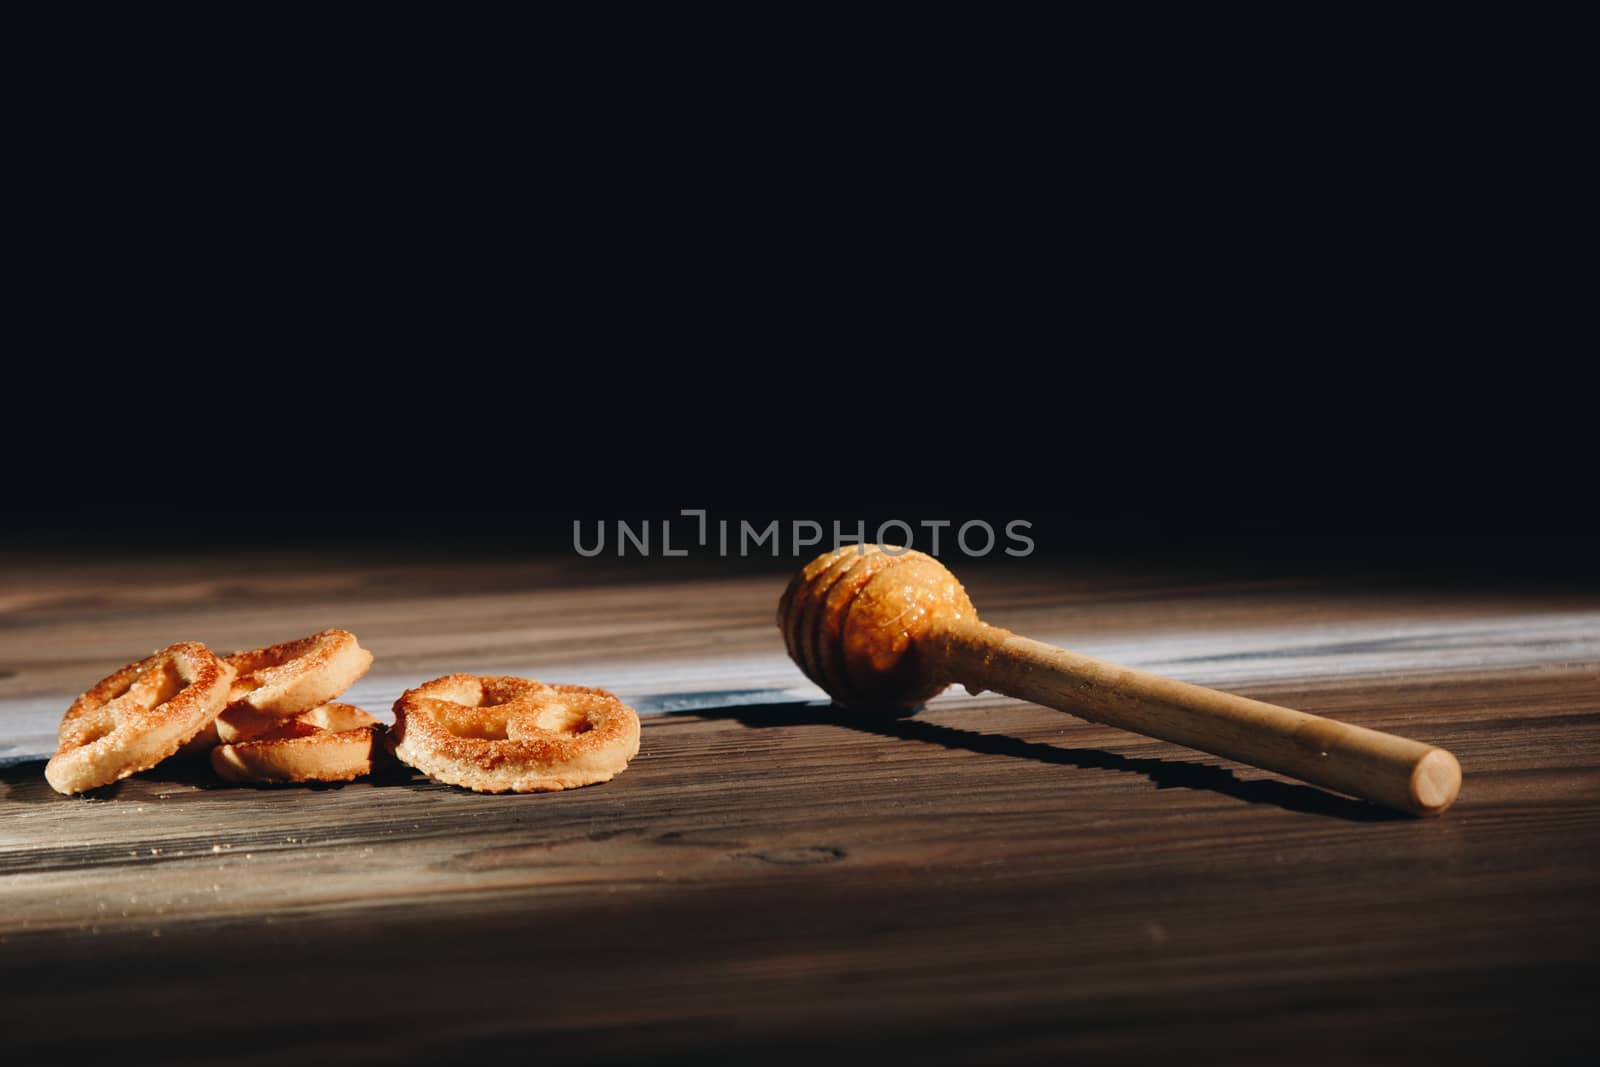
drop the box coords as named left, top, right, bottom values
left=779, top=546, right=1461, bottom=816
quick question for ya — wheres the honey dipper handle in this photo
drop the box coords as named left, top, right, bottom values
left=931, top=621, right=1460, bottom=815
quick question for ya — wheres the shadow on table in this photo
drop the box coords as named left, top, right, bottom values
left=0, top=752, right=403, bottom=804
left=0, top=759, right=56, bottom=804
left=2, top=693, right=1407, bottom=822
left=646, top=691, right=1406, bottom=824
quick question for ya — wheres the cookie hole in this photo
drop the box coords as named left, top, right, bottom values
left=73, top=713, right=117, bottom=745
left=423, top=700, right=513, bottom=740
left=139, top=660, right=184, bottom=706
left=101, top=660, right=183, bottom=719
left=535, top=706, right=592, bottom=734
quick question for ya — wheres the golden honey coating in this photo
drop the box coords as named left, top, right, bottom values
left=778, top=546, right=975, bottom=709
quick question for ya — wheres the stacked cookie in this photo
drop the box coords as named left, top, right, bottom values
left=44, top=629, right=379, bottom=794
left=210, top=629, right=379, bottom=785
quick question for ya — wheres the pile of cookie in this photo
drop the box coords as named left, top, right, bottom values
left=42, top=629, right=642, bottom=796
left=45, top=629, right=380, bottom=793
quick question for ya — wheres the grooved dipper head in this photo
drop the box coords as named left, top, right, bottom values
left=778, top=545, right=976, bottom=710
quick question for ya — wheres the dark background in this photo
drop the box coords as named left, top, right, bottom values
left=2, top=20, right=1596, bottom=1067
left=4, top=26, right=1590, bottom=581
left=7, top=449, right=1592, bottom=577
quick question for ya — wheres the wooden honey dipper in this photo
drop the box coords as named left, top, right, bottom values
left=778, top=546, right=1461, bottom=816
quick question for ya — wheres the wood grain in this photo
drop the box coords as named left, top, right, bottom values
left=1, top=552, right=1597, bottom=1064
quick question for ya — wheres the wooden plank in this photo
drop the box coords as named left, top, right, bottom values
left=1, top=554, right=1597, bottom=1063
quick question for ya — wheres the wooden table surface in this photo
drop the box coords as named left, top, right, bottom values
left=1, top=552, right=1597, bottom=1064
